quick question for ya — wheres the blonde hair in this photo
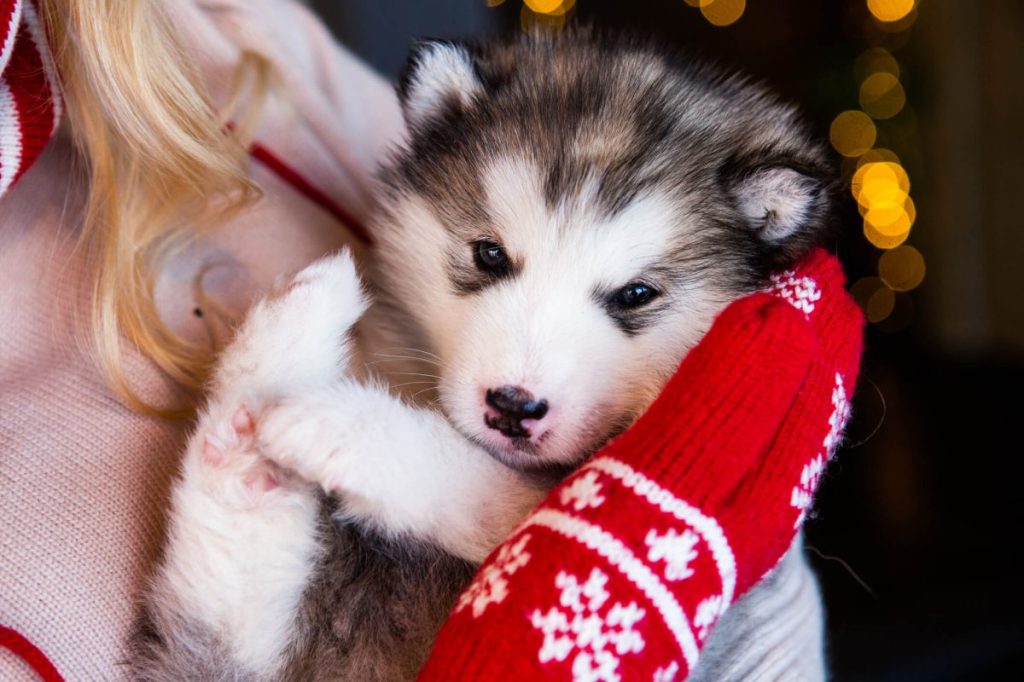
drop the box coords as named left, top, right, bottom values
left=40, top=0, right=264, bottom=416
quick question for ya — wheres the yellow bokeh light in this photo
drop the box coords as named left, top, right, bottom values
left=867, top=0, right=915, bottom=23
left=853, top=161, right=911, bottom=205
left=524, top=0, right=575, bottom=16
left=854, top=48, right=900, bottom=82
left=856, top=148, right=901, bottom=168
left=864, top=220, right=910, bottom=249
left=701, top=0, right=746, bottom=27
left=521, top=3, right=569, bottom=30
left=830, top=110, right=877, bottom=157
left=850, top=276, right=896, bottom=323
left=860, top=72, right=906, bottom=119
left=865, top=196, right=916, bottom=236
left=684, top=0, right=716, bottom=7
left=879, top=245, right=926, bottom=291
left=867, top=286, right=896, bottom=323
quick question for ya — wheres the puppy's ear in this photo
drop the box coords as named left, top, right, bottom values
left=397, top=39, right=483, bottom=128
left=729, top=165, right=827, bottom=242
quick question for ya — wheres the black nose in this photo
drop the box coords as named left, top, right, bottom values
left=485, top=385, right=549, bottom=437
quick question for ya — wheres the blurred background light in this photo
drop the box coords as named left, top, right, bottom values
left=866, top=0, right=915, bottom=23
left=854, top=47, right=901, bottom=81
left=700, top=0, right=746, bottom=27
left=830, top=110, right=878, bottom=157
left=524, top=0, right=575, bottom=15
left=879, top=245, right=926, bottom=291
left=859, top=72, right=906, bottom=119
left=864, top=220, right=911, bottom=249
left=851, top=275, right=897, bottom=323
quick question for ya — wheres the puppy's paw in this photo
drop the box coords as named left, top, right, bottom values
left=187, top=405, right=305, bottom=509
left=214, top=250, right=368, bottom=396
left=252, top=399, right=352, bottom=495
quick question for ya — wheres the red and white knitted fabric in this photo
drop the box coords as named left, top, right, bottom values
left=0, top=0, right=60, bottom=200
left=419, top=248, right=863, bottom=682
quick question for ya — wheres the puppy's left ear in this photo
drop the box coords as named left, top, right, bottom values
left=728, top=164, right=830, bottom=246
left=397, top=39, right=483, bottom=129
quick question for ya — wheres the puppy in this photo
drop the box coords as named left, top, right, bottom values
left=130, top=29, right=835, bottom=681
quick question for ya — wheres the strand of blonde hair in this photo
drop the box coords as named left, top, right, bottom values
left=40, top=0, right=264, bottom=417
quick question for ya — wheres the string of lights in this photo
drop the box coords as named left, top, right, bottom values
left=834, top=0, right=924, bottom=330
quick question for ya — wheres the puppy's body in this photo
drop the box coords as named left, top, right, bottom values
left=131, top=31, right=834, bottom=680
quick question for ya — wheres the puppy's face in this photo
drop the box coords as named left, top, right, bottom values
left=373, top=35, right=833, bottom=469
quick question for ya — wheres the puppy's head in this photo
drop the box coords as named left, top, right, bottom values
left=373, top=32, right=835, bottom=470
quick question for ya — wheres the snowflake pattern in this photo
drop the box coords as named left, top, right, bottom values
left=768, top=272, right=822, bottom=316
left=823, top=372, right=851, bottom=455
left=455, top=534, right=532, bottom=618
left=561, top=471, right=607, bottom=511
left=790, top=455, right=825, bottom=527
left=645, top=528, right=699, bottom=582
left=693, top=594, right=725, bottom=641
left=530, top=568, right=646, bottom=682
left=652, top=661, right=680, bottom=682
left=791, top=373, right=850, bottom=527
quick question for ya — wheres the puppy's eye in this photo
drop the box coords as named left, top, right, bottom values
left=473, top=240, right=510, bottom=275
left=614, top=282, right=658, bottom=309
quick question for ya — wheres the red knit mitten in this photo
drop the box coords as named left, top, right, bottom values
left=418, top=249, right=863, bottom=681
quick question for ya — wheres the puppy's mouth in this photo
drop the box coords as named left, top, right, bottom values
left=468, top=432, right=549, bottom=471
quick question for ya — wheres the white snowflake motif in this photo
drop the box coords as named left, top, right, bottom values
left=645, top=528, right=700, bottom=582
left=652, top=661, right=680, bottom=682
left=693, top=594, right=725, bottom=641
left=768, top=272, right=822, bottom=316
left=823, top=372, right=851, bottom=455
left=561, top=471, right=607, bottom=511
left=790, top=455, right=825, bottom=528
left=455, top=534, right=531, bottom=617
left=530, top=568, right=646, bottom=682
left=790, top=373, right=850, bottom=528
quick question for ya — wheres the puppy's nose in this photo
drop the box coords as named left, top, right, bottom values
left=484, top=385, right=549, bottom=437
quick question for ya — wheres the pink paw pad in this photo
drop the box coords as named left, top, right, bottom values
left=232, top=407, right=254, bottom=435
left=202, top=437, right=228, bottom=467
left=244, top=468, right=280, bottom=493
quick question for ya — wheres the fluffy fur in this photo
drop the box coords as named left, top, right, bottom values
left=130, top=30, right=835, bottom=680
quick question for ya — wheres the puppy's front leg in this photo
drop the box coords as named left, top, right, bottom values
left=253, top=383, right=547, bottom=563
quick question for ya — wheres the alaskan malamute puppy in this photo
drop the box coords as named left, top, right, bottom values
left=131, top=30, right=835, bottom=681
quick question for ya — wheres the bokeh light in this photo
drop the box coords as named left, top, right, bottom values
left=524, top=0, right=575, bottom=15
left=865, top=196, right=915, bottom=237
left=860, top=72, right=906, bottom=119
left=864, top=220, right=911, bottom=249
left=521, top=1, right=571, bottom=30
left=700, top=0, right=746, bottom=26
left=867, top=0, right=915, bottom=23
left=851, top=276, right=896, bottom=323
left=830, top=111, right=877, bottom=157
left=854, top=47, right=900, bottom=81
left=879, top=245, right=926, bottom=291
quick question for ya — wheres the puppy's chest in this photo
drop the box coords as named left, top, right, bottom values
left=289, top=505, right=474, bottom=680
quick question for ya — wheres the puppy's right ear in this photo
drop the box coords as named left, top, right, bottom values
left=397, top=40, right=483, bottom=129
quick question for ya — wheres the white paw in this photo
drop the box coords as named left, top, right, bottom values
left=214, top=250, right=368, bottom=398
left=251, top=399, right=353, bottom=495
left=187, top=405, right=305, bottom=509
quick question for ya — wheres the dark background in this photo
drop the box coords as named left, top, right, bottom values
left=310, top=1, right=1023, bottom=679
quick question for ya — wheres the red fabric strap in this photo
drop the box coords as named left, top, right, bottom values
left=0, top=625, right=64, bottom=682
